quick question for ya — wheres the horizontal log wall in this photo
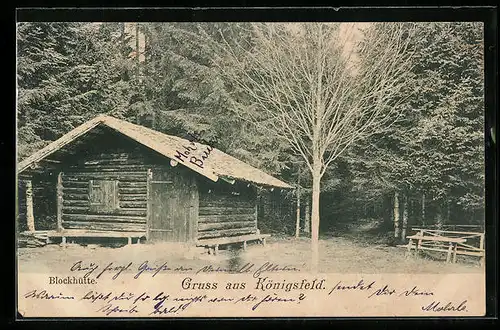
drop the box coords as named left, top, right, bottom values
left=197, top=183, right=257, bottom=240
left=61, top=152, right=150, bottom=233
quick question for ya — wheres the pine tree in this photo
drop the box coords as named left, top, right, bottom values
left=138, top=22, right=294, bottom=176
left=17, top=22, right=139, bottom=159
left=345, top=22, right=484, bottom=229
left=17, top=22, right=81, bottom=157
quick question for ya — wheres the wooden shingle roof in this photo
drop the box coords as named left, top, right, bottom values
left=18, top=115, right=293, bottom=189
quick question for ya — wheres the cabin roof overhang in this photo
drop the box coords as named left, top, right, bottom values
left=17, top=115, right=294, bottom=189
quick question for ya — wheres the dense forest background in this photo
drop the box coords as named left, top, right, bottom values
left=16, top=22, right=485, bottom=239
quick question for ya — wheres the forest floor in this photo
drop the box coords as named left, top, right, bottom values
left=18, top=222, right=484, bottom=274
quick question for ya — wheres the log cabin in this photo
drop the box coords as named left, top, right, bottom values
left=17, top=115, right=293, bottom=252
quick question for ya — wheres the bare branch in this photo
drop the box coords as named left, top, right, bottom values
left=207, top=22, right=415, bottom=180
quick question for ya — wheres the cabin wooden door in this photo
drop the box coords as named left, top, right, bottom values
left=148, top=169, right=188, bottom=242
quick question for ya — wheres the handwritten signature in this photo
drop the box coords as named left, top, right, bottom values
left=421, top=300, right=468, bottom=312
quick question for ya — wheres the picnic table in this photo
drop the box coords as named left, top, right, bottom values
left=405, top=228, right=485, bottom=265
left=406, top=234, right=466, bottom=263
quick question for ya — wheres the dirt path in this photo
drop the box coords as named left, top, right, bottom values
left=17, top=236, right=483, bottom=274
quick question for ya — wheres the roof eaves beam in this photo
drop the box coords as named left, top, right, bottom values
left=18, top=117, right=104, bottom=174
left=40, top=159, right=61, bottom=164
left=220, top=176, right=236, bottom=185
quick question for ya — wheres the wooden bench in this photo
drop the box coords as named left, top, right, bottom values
left=196, top=233, right=271, bottom=255
left=406, top=234, right=466, bottom=263
left=409, top=228, right=485, bottom=265
left=47, top=229, right=146, bottom=245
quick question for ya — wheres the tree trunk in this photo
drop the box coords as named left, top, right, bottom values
left=421, top=192, right=426, bottom=227
left=409, top=198, right=413, bottom=225
left=304, top=197, right=311, bottom=234
left=436, top=204, right=443, bottom=229
left=120, top=22, right=125, bottom=49
left=311, top=164, right=321, bottom=272
left=144, top=29, right=148, bottom=64
left=26, top=180, right=35, bottom=232
left=295, top=173, right=301, bottom=239
left=393, top=191, right=400, bottom=238
left=381, top=194, right=391, bottom=230
left=135, top=23, right=140, bottom=78
left=446, top=200, right=451, bottom=225
left=401, top=194, right=408, bottom=241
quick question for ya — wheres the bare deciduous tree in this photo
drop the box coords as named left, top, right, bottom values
left=210, top=22, right=415, bottom=271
